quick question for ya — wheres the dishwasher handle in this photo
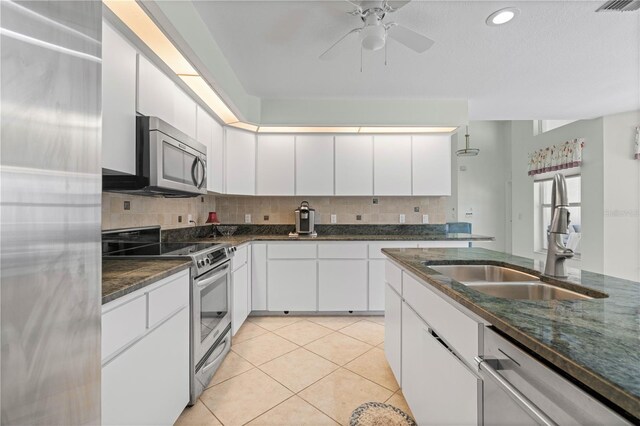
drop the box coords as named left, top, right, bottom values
left=475, top=356, right=558, bottom=426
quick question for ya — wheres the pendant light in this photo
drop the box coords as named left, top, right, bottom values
left=456, top=126, right=480, bottom=157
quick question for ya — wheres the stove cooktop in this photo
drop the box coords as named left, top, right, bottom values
left=104, top=242, right=221, bottom=257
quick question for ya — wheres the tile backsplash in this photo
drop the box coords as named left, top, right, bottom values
left=102, top=192, right=217, bottom=230
left=215, top=196, right=447, bottom=225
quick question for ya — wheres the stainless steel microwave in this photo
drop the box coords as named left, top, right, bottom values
left=103, top=116, right=207, bottom=197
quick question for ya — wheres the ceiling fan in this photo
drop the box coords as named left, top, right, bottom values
left=319, top=0, right=435, bottom=61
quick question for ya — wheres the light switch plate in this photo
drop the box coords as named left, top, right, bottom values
left=331, top=214, right=337, bottom=224
left=244, top=214, right=251, bottom=223
left=399, top=214, right=406, bottom=224
left=422, top=214, right=429, bottom=224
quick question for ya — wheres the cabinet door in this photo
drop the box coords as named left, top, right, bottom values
left=173, top=86, right=197, bottom=139
left=256, top=135, right=295, bottom=195
left=384, top=284, right=401, bottom=384
left=102, top=309, right=189, bottom=426
left=102, top=23, right=137, bottom=175
left=296, top=135, right=334, bottom=195
left=210, top=118, right=224, bottom=193
left=196, top=106, right=214, bottom=192
left=402, top=303, right=479, bottom=425
left=412, top=135, right=452, bottom=196
left=268, top=260, right=317, bottom=311
left=137, top=56, right=174, bottom=123
left=374, top=135, right=412, bottom=195
left=318, top=260, right=367, bottom=311
left=232, top=263, right=249, bottom=335
left=225, top=128, right=256, bottom=195
left=335, top=135, right=373, bottom=195
left=252, top=244, right=267, bottom=311
left=368, top=259, right=386, bottom=311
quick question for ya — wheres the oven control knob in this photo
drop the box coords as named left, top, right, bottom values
left=198, top=260, right=205, bottom=267
left=205, top=258, right=211, bottom=264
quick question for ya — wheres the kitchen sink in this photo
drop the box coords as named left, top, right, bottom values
left=427, top=264, right=593, bottom=301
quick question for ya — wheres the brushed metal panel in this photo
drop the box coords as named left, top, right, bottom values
left=1, top=1, right=102, bottom=424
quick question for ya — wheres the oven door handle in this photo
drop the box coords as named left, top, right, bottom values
left=196, top=263, right=230, bottom=289
left=475, top=356, right=557, bottom=426
left=202, top=336, right=229, bottom=373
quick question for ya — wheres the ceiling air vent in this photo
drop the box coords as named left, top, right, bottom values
left=596, top=0, right=640, bottom=11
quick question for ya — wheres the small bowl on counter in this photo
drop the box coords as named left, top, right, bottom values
left=216, top=225, right=238, bottom=237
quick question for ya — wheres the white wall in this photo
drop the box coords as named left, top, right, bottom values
left=452, top=121, right=510, bottom=251
left=603, top=110, right=640, bottom=281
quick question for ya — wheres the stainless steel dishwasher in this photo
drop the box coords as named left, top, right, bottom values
left=476, top=327, right=631, bottom=425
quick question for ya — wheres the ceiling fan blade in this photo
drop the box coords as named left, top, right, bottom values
left=319, top=28, right=361, bottom=60
left=385, top=0, right=412, bottom=11
left=387, top=24, right=434, bottom=53
left=324, top=0, right=362, bottom=17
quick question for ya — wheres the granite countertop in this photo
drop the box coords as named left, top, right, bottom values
left=191, top=233, right=493, bottom=246
left=382, top=247, right=640, bottom=420
left=102, top=258, right=191, bottom=305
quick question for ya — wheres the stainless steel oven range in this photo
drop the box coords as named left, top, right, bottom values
left=102, top=226, right=232, bottom=405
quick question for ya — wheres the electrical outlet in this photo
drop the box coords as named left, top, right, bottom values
left=244, top=214, right=251, bottom=223
left=123, top=201, right=130, bottom=211
left=414, top=206, right=420, bottom=212
left=356, top=214, right=362, bottom=221
left=331, top=214, right=337, bottom=224
left=422, top=214, right=429, bottom=224
left=372, top=198, right=379, bottom=204
left=399, top=214, right=406, bottom=224
left=263, top=215, right=269, bottom=221
left=178, top=215, right=182, bottom=223
left=201, top=197, right=204, bottom=203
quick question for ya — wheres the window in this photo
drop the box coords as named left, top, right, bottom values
left=533, top=120, right=579, bottom=135
left=534, top=175, right=581, bottom=254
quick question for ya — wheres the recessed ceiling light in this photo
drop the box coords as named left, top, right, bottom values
left=486, top=8, right=519, bottom=26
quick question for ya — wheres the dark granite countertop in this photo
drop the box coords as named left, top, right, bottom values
left=102, top=258, right=191, bottom=305
left=382, top=247, right=640, bottom=420
left=192, top=233, right=493, bottom=246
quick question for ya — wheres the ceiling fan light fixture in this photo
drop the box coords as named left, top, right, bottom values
left=486, top=8, right=519, bottom=26
left=360, top=25, right=386, bottom=51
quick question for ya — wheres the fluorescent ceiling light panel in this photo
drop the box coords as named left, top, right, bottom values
left=103, top=0, right=196, bottom=75
left=228, top=121, right=259, bottom=132
left=257, top=126, right=360, bottom=133
left=179, top=75, right=238, bottom=124
left=358, top=127, right=457, bottom=133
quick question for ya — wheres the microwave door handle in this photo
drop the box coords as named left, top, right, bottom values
left=198, top=157, right=206, bottom=189
left=191, top=157, right=199, bottom=187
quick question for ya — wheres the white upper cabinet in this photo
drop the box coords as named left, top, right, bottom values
left=137, top=56, right=174, bottom=124
left=172, top=87, right=197, bottom=140
left=196, top=106, right=217, bottom=193
left=412, top=135, right=452, bottom=196
left=296, top=135, right=334, bottom=195
left=374, top=135, right=412, bottom=196
left=225, top=128, right=256, bottom=195
left=210, top=117, right=225, bottom=193
left=335, top=135, right=373, bottom=195
left=256, top=135, right=295, bottom=195
left=102, top=23, right=137, bottom=175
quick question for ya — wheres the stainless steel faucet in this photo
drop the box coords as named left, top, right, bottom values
left=544, top=174, right=574, bottom=278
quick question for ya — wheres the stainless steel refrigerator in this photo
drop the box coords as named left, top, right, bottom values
left=1, top=1, right=102, bottom=424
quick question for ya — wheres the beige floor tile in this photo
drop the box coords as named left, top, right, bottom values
left=344, top=348, right=399, bottom=391
left=232, top=332, right=298, bottom=365
left=201, top=368, right=293, bottom=426
left=339, top=320, right=385, bottom=346
left=206, top=351, right=254, bottom=388
left=299, top=368, right=394, bottom=425
left=232, top=321, right=269, bottom=344
left=386, top=390, right=414, bottom=419
left=260, top=348, right=339, bottom=392
left=305, top=332, right=372, bottom=366
left=246, top=395, right=339, bottom=426
left=361, top=316, right=385, bottom=325
left=306, top=316, right=363, bottom=330
left=247, top=315, right=305, bottom=331
left=175, top=400, right=221, bottom=426
left=273, top=320, right=334, bottom=345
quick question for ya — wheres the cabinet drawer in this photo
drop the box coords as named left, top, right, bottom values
left=232, top=244, right=249, bottom=270
left=102, top=295, right=147, bottom=362
left=385, top=261, right=402, bottom=294
left=318, top=243, right=367, bottom=259
left=369, top=242, right=417, bottom=259
left=402, top=272, right=480, bottom=365
left=148, top=271, right=189, bottom=329
left=268, top=243, right=316, bottom=259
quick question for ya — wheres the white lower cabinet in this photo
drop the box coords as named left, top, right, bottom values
left=384, top=283, right=402, bottom=384
left=102, top=270, right=189, bottom=426
left=401, top=303, right=479, bottom=425
left=232, top=263, right=249, bottom=335
left=318, top=260, right=368, bottom=311
left=268, top=260, right=317, bottom=311
left=251, top=243, right=267, bottom=311
left=368, top=260, right=386, bottom=311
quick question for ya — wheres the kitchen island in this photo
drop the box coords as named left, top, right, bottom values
left=383, top=247, right=640, bottom=421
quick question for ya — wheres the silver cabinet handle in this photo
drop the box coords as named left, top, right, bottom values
left=475, top=356, right=557, bottom=426
left=202, top=337, right=228, bottom=373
